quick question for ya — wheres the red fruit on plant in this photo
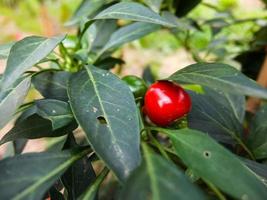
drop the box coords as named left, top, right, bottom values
left=144, top=81, right=191, bottom=126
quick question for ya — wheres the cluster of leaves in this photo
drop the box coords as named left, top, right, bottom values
left=1, top=1, right=267, bottom=199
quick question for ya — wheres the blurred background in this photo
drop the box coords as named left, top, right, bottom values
left=0, top=0, right=266, bottom=156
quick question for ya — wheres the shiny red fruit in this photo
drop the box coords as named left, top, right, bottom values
left=144, top=81, right=191, bottom=126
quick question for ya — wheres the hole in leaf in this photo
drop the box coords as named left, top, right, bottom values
left=203, top=151, right=211, bottom=158
left=97, top=116, right=107, bottom=124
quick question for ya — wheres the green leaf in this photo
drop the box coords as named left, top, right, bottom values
left=1, top=35, right=65, bottom=90
left=78, top=167, right=109, bottom=200
left=174, top=0, right=201, bottom=17
left=169, top=63, right=267, bottom=99
left=0, top=77, right=31, bottom=129
left=248, top=105, right=267, bottom=159
left=0, top=114, right=77, bottom=145
left=188, top=88, right=243, bottom=144
left=159, top=128, right=267, bottom=199
left=36, top=99, right=73, bottom=130
left=0, top=42, right=14, bottom=59
left=95, top=57, right=124, bottom=70
left=32, top=70, right=71, bottom=101
left=120, top=145, right=206, bottom=200
left=99, top=22, right=161, bottom=56
left=68, top=65, right=141, bottom=181
left=62, top=134, right=96, bottom=199
left=94, top=2, right=177, bottom=27
left=0, top=147, right=90, bottom=200
left=84, top=19, right=117, bottom=53
left=144, top=0, right=163, bottom=13
left=241, top=157, right=267, bottom=181
left=66, top=0, right=107, bottom=26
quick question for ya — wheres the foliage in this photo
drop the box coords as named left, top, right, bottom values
left=1, top=0, right=267, bottom=199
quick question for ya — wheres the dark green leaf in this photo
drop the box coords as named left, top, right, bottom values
left=95, top=57, right=124, bottom=70
left=1, top=35, right=65, bottom=90
left=78, top=167, right=109, bottom=200
left=0, top=114, right=77, bottom=145
left=248, top=105, right=267, bottom=159
left=0, top=42, right=14, bottom=59
left=0, top=147, right=90, bottom=200
left=32, top=71, right=71, bottom=101
left=68, top=65, right=141, bottom=181
left=142, top=65, right=156, bottom=85
left=36, top=99, right=73, bottom=130
left=13, top=139, right=28, bottom=154
left=49, top=187, right=65, bottom=200
left=0, top=77, right=31, bottom=129
left=120, top=145, right=206, bottom=200
left=94, top=2, right=177, bottom=27
left=159, top=128, right=267, bottom=199
left=66, top=0, right=107, bottom=26
left=62, top=134, right=96, bottom=199
left=188, top=88, right=243, bottom=144
left=168, top=63, right=267, bottom=99
left=174, top=0, right=201, bottom=17
left=241, top=157, right=267, bottom=181
left=98, top=22, right=161, bottom=56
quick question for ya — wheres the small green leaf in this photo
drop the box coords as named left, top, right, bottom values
left=248, top=105, right=267, bottom=159
left=0, top=77, right=31, bottom=129
left=68, top=65, right=141, bottom=181
left=99, top=22, right=161, bottom=56
left=1, top=35, right=65, bottom=90
left=158, top=128, right=267, bottom=199
left=0, top=147, right=90, bottom=200
left=36, top=99, right=73, bottom=130
left=0, top=42, right=14, bottom=59
left=120, top=145, right=206, bottom=200
left=32, top=70, right=71, bottom=101
left=168, top=63, right=267, bottom=99
left=94, top=2, right=177, bottom=27
left=0, top=114, right=77, bottom=145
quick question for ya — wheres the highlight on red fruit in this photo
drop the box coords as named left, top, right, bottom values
left=143, top=80, right=191, bottom=126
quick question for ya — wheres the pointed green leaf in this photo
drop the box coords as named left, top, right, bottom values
left=0, top=147, right=90, bottom=200
left=99, top=22, right=161, bottom=56
left=94, top=2, right=176, bottom=27
left=168, top=63, right=267, bottom=99
left=120, top=145, right=206, bottom=200
left=32, top=71, right=71, bottom=101
left=158, top=128, right=267, bottom=199
left=1, top=35, right=65, bottom=89
left=0, top=77, right=31, bottom=129
left=36, top=99, right=73, bottom=130
left=248, top=105, right=267, bottom=159
left=68, top=65, right=141, bottom=181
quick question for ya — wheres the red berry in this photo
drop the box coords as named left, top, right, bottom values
left=144, top=81, right=191, bottom=126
